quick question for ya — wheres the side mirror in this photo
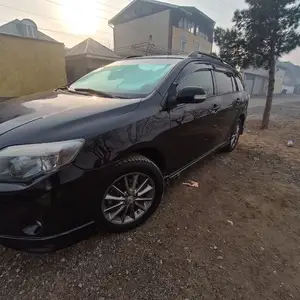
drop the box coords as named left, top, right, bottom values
left=177, top=87, right=207, bottom=104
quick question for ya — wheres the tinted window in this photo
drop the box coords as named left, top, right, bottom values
left=70, top=58, right=180, bottom=98
left=215, top=72, right=234, bottom=94
left=236, top=76, right=245, bottom=91
left=177, top=70, right=214, bottom=96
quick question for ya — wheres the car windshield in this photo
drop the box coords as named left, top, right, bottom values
left=69, top=58, right=180, bottom=98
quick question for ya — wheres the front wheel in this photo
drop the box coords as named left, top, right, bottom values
left=96, top=155, right=164, bottom=232
left=222, top=119, right=241, bottom=152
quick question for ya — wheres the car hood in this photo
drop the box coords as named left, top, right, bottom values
left=0, top=90, right=141, bottom=136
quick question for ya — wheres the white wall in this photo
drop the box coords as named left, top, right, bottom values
left=243, top=66, right=286, bottom=95
left=113, top=10, right=171, bottom=56
left=282, top=85, right=294, bottom=94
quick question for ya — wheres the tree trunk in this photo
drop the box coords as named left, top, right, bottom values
left=261, top=55, right=276, bottom=129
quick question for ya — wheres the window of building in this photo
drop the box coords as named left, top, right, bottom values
left=180, top=39, right=187, bottom=52
left=215, top=71, right=234, bottom=94
left=194, top=42, right=200, bottom=51
left=178, top=18, right=184, bottom=29
left=178, top=18, right=195, bottom=34
left=24, top=25, right=36, bottom=38
left=183, top=18, right=188, bottom=30
left=188, top=22, right=194, bottom=33
left=177, top=70, right=215, bottom=96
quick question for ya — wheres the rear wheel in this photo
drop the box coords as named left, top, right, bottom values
left=222, top=119, right=241, bottom=152
left=96, top=155, right=164, bottom=232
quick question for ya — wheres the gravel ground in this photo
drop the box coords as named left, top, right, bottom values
left=1, top=99, right=300, bottom=300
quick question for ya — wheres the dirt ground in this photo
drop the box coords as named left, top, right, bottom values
left=1, top=104, right=300, bottom=299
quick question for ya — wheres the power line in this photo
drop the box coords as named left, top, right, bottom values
left=0, top=2, right=113, bottom=21
left=0, top=2, right=147, bottom=44
left=43, top=0, right=120, bottom=14
left=0, top=3, right=113, bottom=37
left=43, top=0, right=228, bottom=23
left=0, top=0, right=232, bottom=51
left=0, top=17, right=112, bottom=45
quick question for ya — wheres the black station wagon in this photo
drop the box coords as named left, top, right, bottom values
left=0, top=51, right=248, bottom=252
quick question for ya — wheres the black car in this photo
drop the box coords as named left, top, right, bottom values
left=0, top=52, right=248, bottom=252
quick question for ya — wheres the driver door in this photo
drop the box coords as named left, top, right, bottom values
left=165, top=62, right=222, bottom=173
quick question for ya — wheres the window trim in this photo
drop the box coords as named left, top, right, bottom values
left=231, top=76, right=239, bottom=92
left=235, top=74, right=245, bottom=91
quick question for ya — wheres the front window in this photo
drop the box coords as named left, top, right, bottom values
left=70, top=59, right=180, bottom=98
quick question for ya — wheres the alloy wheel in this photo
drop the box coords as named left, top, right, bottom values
left=102, top=172, right=155, bottom=225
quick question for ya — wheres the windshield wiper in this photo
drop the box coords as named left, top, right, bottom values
left=74, top=88, right=116, bottom=98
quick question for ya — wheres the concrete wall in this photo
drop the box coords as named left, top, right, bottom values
left=171, top=26, right=212, bottom=54
left=113, top=10, right=171, bottom=56
left=66, top=56, right=114, bottom=83
left=282, top=85, right=294, bottom=94
left=243, top=67, right=268, bottom=77
left=0, top=34, right=66, bottom=98
left=274, top=67, right=285, bottom=94
left=243, top=66, right=285, bottom=95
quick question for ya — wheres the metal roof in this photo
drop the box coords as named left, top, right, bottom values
left=109, top=0, right=215, bottom=25
left=66, top=38, right=119, bottom=60
left=0, top=19, right=58, bottom=43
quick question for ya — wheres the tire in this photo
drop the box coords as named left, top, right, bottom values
left=222, top=118, right=241, bottom=152
left=95, top=154, right=164, bottom=232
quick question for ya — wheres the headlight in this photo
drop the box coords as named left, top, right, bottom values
left=0, top=139, right=84, bottom=182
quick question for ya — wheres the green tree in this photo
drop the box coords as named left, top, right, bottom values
left=214, top=0, right=300, bottom=129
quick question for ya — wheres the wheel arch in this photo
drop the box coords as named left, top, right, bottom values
left=114, top=145, right=167, bottom=174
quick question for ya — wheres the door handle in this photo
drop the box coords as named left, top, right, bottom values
left=211, top=104, right=220, bottom=114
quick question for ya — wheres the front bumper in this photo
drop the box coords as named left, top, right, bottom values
left=0, top=163, right=109, bottom=252
left=0, top=221, right=95, bottom=252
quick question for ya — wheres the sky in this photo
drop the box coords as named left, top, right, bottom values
left=0, top=0, right=299, bottom=65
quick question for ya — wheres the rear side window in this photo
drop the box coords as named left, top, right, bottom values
left=215, top=72, right=233, bottom=94
left=177, top=70, right=214, bottom=96
left=235, top=76, right=245, bottom=91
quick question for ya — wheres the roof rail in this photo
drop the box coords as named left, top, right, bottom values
left=188, top=51, right=235, bottom=69
left=124, top=55, right=142, bottom=59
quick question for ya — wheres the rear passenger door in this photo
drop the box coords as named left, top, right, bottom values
left=213, top=68, right=239, bottom=142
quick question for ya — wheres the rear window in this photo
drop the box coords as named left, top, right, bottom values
left=70, top=58, right=181, bottom=98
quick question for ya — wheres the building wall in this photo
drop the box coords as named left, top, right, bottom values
left=0, top=34, right=66, bottom=98
left=274, top=67, right=285, bottom=94
left=171, top=26, right=212, bottom=54
left=113, top=9, right=171, bottom=56
left=282, top=85, right=294, bottom=94
left=243, top=66, right=285, bottom=95
left=66, top=56, right=114, bottom=83
left=66, top=57, right=88, bottom=84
